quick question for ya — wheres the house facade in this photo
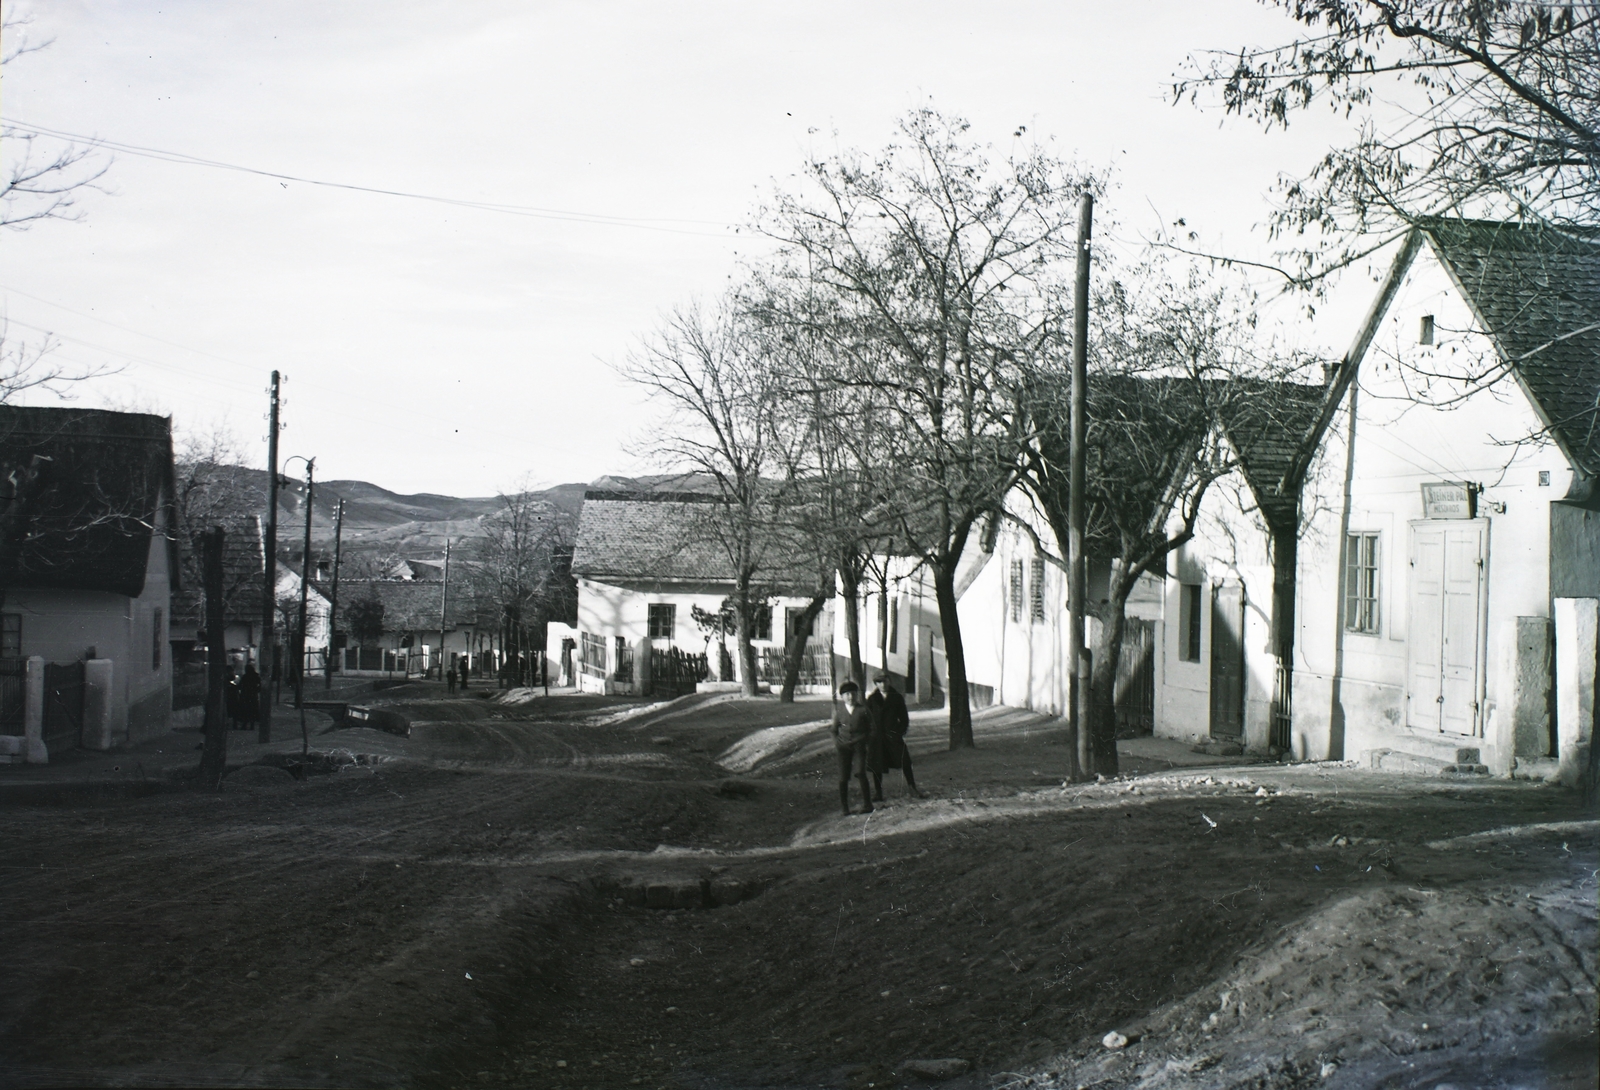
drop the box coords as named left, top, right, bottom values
left=571, top=488, right=832, bottom=696
left=1, top=407, right=178, bottom=756
left=338, top=578, right=482, bottom=676
left=1287, top=220, right=1599, bottom=780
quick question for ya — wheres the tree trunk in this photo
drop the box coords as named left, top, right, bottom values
left=735, top=580, right=759, bottom=698
left=197, top=527, right=229, bottom=789
left=841, top=579, right=863, bottom=689
left=779, top=594, right=828, bottom=703
left=876, top=588, right=889, bottom=672
left=932, top=563, right=974, bottom=750
left=1087, top=593, right=1128, bottom=777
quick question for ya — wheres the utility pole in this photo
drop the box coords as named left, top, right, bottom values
left=294, top=457, right=315, bottom=714
left=439, top=539, right=450, bottom=683
left=259, top=371, right=281, bottom=744
left=325, top=498, right=343, bottom=690
left=1069, top=193, right=1092, bottom=781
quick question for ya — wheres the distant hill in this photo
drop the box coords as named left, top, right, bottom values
left=240, top=472, right=588, bottom=557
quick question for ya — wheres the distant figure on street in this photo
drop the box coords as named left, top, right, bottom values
left=446, top=660, right=457, bottom=694
left=238, top=665, right=262, bottom=731
left=458, top=658, right=469, bottom=691
left=867, top=673, right=925, bottom=799
left=224, top=668, right=241, bottom=729
left=831, top=681, right=874, bottom=816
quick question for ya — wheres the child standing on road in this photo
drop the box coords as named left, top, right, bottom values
left=831, top=681, right=874, bottom=816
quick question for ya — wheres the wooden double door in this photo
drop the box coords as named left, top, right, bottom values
left=1407, top=521, right=1487, bottom=736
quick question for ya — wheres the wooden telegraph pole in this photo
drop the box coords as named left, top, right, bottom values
left=1069, top=194, right=1092, bottom=781
left=325, top=498, right=343, bottom=689
left=294, top=458, right=315, bottom=712
left=439, top=539, right=450, bottom=683
left=259, top=371, right=281, bottom=744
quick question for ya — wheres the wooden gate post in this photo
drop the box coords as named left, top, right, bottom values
left=23, top=655, right=46, bottom=764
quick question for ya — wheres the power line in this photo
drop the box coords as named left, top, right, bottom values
left=5, top=119, right=741, bottom=238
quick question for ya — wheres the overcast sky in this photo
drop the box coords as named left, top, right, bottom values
left=3, top=1, right=1390, bottom=498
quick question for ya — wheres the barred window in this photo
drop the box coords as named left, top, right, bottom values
left=1345, top=533, right=1381, bottom=634
left=1009, top=559, right=1024, bottom=623
left=647, top=603, right=676, bottom=639
left=1029, top=556, right=1046, bottom=623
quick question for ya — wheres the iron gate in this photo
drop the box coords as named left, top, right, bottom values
left=43, top=661, right=85, bottom=752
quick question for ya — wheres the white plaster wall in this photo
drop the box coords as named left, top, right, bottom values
left=1294, top=242, right=1574, bottom=771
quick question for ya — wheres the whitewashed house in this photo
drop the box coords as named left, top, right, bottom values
left=571, top=487, right=832, bottom=696
left=1286, top=219, right=1598, bottom=780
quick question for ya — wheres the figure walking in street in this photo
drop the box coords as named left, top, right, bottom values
left=867, top=673, right=925, bottom=799
left=458, top=657, right=469, bottom=691
left=831, top=681, right=874, bottom=816
left=446, top=657, right=457, bottom=694
left=238, top=664, right=262, bottom=732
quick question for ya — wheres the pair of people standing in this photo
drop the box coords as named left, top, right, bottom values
left=831, top=673, right=924, bottom=815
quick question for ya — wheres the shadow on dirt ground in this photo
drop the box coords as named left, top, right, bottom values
left=0, top=688, right=1594, bottom=1089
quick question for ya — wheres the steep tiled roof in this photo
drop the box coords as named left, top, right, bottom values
left=172, top=515, right=265, bottom=630
left=0, top=407, right=176, bottom=597
left=340, top=580, right=483, bottom=632
left=1217, top=382, right=1328, bottom=529
left=1421, top=218, right=1600, bottom=476
left=571, top=490, right=816, bottom=591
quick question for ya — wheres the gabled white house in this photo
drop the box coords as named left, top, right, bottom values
left=1288, top=219, right=1598, bottom=780
left=570, top=487, right=832, bottom=696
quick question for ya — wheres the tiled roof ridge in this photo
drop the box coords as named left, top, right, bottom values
left=582, top=489, right=724, bottom=503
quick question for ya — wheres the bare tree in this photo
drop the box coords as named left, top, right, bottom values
left=1, top=12, right=117, bottom=402
left=1022, top=257, right=1325, bottom=775
left=2, top=10, right=111, bottom=231
left=759, top=107, right=1094, bottom=748
left=620, top=301, right=796, bottom=698
left=1173, top=0, right=1599, bottom=285
left=470, top=478, right=573, bottom=683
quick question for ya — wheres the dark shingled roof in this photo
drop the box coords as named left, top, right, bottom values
left=571, top=490, right=816, bottom=591
left=1421, top=218, right=1600, bottom=476
left=0, top=406, right=176, bottom=597
left=171, top=515, right=265, bottom=631
left=1218, top=382, right=1328, bottom=529
left=341, top=580, right=483, bottom=632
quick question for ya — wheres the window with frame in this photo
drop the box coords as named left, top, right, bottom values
left=1029, top=556, right=1046, bottom=623
left=1, top=614, right=20, bottom=658
left=750, top=603, right=772, bottom=642
left=1009, top=559, right=1025, bottom=623
left=1345, top=533, right=1381, bottom=634
left=1179, top=583, right=1203, bottom=662
left=786, top=606, right=813, bottom=639
left=647, top=603, right=676, bottom=640
left=151, top=608, right=164, bottom=670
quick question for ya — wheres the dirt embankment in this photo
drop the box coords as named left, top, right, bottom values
left=1, top=691, right=1594, bottom=1090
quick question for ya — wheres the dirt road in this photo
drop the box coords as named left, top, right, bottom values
left=2, top=688, right=1594, bottom=1089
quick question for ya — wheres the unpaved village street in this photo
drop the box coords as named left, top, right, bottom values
left=2, top=687, right=1595, bottom=1090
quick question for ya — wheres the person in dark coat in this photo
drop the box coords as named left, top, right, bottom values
left=238, top=664, right=262, bottom=730
left=224, top=668, right=241, bottom=729
left=458, top=657, right=469, bottom=690
left=867, top=673, right=925, bottom=798
left=830, top=681, right=874, bottom=816
left=446, top=657, right=457, bottom=694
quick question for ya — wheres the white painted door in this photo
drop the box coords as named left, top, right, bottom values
left=1407, top=522, right=1487, bottom=735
